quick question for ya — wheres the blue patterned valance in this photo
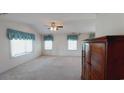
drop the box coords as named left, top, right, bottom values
left=44, top=35, right=53, bottom=41
left=67, top=35, right=78, bottom=40
left=7, top=29, right=35, bottom=40
left=89, top=32, right=95, bottom=39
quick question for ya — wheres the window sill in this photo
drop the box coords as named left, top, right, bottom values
left=44, top=49, right=53, bottom=50
left=67, top=48, right=78, bottom=51
left=11, top=52, right=32, bottom=58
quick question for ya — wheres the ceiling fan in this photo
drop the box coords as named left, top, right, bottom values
left=48, top=22, right=63, bottom=31
left=0, top=13, right=8, bottom=15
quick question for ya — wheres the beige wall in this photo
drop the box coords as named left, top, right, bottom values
left=96, top=14, right=124, bottom=37
left=42, top=33, right=89, bottom=56
left=0, top=18, right=42, bottom=74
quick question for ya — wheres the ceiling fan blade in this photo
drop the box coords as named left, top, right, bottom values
left=57, top=26, right=63, bottom=28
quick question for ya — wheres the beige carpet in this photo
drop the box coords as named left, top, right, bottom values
left=0, top=56, right=81, bottom=80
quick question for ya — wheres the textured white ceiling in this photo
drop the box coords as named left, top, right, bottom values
left=1, top=13, right=96, bottom=34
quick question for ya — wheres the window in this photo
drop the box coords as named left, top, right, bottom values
left=67, top=35, right=78, bottom=50
left=11, top=39, right=33, bottom=57
left=44, top=40, right=53, bottom=50
left=68, top=39, right=77, bottom=50
left=44, top=35, right=53, bottom=50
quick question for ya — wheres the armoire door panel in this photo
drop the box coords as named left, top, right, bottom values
left=90, top=43, right=106, bottom=80
left=84, top=43, right=91, bottom=79
left=91, top=68, right=104, bottom=80
left=84, top=63, right=91, bottom=79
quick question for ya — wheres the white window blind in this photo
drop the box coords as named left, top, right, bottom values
left=11, top=39, right=33, bottom=57
left=68, top=39, right=77, bottom=50
left=44, top=40, right=53, bottom=50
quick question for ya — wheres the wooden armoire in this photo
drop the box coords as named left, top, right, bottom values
left=81, top=36, right=124, bottom=80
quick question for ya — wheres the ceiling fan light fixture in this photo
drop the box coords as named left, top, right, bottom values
left=49, top=22, right=63, bottom=31
left=54, top=27, right=58, bottom=31
left=50, top=26, right=57, bottom=31
left=50, top=27, right=54, bottom=31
